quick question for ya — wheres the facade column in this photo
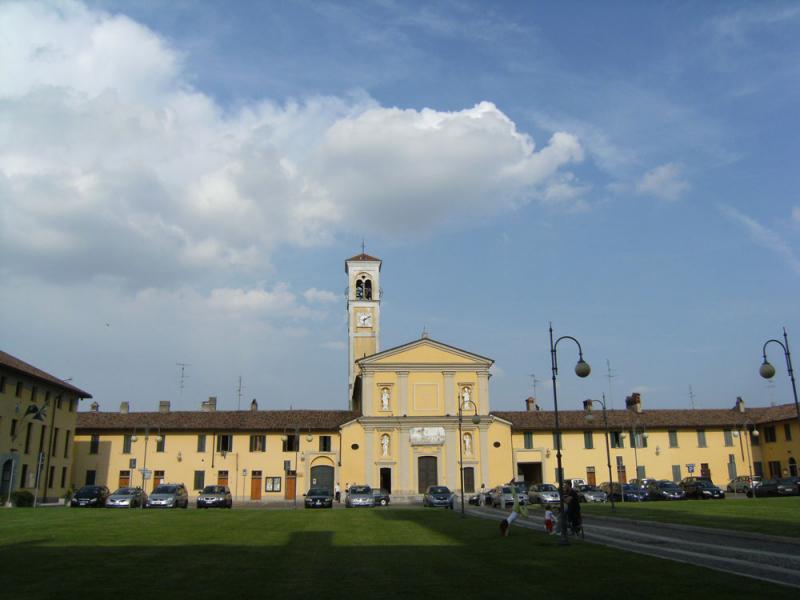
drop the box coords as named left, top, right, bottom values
left=478, top=371, right=490, bottom=414
left=362, top=371, right=375, bottom=416
left=398, top=428, right=410, bottom=496
left=364, top=428, right=374, bottom=487
left=444, top=371, right=456, bottom=415
left=446, top=425, right=458, bottom=491
left=479, top=424, right=490, bottom=487
left=397, top=371, right=409, bottom=415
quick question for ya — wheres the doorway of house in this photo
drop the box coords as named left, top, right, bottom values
left=251, top=471, right=262, bottom=500
left=517, top=462, right=543, bottom=484
left=310, top=465, right=334, bottom=494
left=379, top=467, right=391, bottom=493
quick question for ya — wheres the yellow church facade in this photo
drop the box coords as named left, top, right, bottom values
left=69, top=252, right=799, bottom=502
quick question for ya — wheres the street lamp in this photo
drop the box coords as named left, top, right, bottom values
left=629, top=423, right=648, bottom=482
left=457, top=393, right=481, bottom=517
left=759, top=327, right=800, bottom=434
left=131, top=427, right=161, bottom=508
left=732, top=420, right=759, bottom=499
left=550, top=323, right=591, bottom=545
left=583, top=395, right=615, bottom=513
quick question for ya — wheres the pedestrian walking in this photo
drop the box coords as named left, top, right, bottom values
left=544, top=504, right=555, bottom=534
left=479, top=483, right=487, bottom=506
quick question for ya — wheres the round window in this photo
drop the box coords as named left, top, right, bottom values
left=351, top=443, right=360, bottom=450
left=493, top=441, right=501, bottom=448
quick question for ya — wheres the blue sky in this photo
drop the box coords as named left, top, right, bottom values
left=2, top=0, right=799, bottom=414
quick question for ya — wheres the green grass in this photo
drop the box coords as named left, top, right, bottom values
left=580, top=496, right=800, bottom=537
left=0, top=507, right=796, bottom=598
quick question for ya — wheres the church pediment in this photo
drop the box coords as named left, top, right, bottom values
left=357, top=337, right=493, bottom=368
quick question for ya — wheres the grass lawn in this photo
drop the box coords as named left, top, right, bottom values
left=1, top=507, right=797, bottom=598
left=580, top=496, right=800, bottom=537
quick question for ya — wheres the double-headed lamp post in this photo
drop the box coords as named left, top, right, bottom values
left=458, top=395, right=481, bottom=517
left=550, top=323, right=591, bottom=545
left=131, top=426, right=161, bottom=508
left=583, top=395, right=615, bottom=513
left=759, top=327, right=800, bottom=434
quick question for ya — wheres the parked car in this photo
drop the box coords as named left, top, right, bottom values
left=777, top=477, right=800, bottom=496
left=628, top=478, right=658, bottom=490
left=575, top=484, right=607, bottom=503
left=491, top=485, right=528, bottom=508
left=680, top=478, right=725, bottom=499
left=423, top=485, right=454, bottom=508
left=106, top=487, right=146, bottom=508
left=304, top=486, right=334, bottom=509
left=567, top=478, right=587, bottom=489
left=727, top=475, right=762, bottom=494
left=528, top=483, right=560, bottom=505
left=468, top=494, right=482, bottom=506
left=197, top=485, right=232, bottom=508
left=70, top=485, right=110, bottom=508
left=146, top=483, right=189, bottom=508
left=598, top=482, right=648, bottom=502
left=371, top=488, right=391, bottom=506
left=345, top=485, right=374, bottom=508
left=646, top=480, right=687, bottom=501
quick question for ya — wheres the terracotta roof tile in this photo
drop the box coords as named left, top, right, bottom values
left=493, top=403, right=797, bottom=431
left=0, top=350, right=92, bottom=398
left=76, top=409, right=359, bottom=432
left=345, top=253, right=381, bottom=262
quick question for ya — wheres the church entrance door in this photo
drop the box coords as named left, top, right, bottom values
left=418, top=456, right=437, bottom=493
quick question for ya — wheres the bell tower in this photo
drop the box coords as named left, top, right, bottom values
left=346, top=252, right=381, bottom=409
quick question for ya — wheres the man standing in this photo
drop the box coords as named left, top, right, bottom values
left=479, top=483, right=487, bottom=506
left=335, top=482, right=341, bottom=503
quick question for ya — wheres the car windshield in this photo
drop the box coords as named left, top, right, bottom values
left=112, top=488, right=134, bottom=495
left=201, top=486, right=226, bottom=494
left=308, top=488, right=329, bottom=495
left=429, top=487, right=450, bottom=494
left=539, top=484, right=557, bottom=492
left=622, top=485, right=639, bottom=491
left=696, top=481, right=715, bottom=488
left=76, top=487, right=101, bottom=497
left=660, top=483, right=680, bottom=490
left=579, top=485, right=600, bottom=492
left=349, top=486, right=371, bottom=494
left=153, top=485, right=176, bottom=494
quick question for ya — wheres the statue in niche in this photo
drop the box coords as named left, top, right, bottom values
left=381, top=387, right=390, bottom=410
left=464, top=433, right=472, bottom=456
left=381, top=434, right=390, bottom=457
left=462, top=387, right=472, bottom=409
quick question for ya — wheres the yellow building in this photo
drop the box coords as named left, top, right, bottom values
left=70, top=252, right=800, bottom=502
left=1, top=350, right=92, bottom=503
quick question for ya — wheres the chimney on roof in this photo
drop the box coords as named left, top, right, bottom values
left=525, top=397, right=540, bottom=412
left=120, top=401, right=129, bottom=414
left=159, top=400, right=170, bottom=413
left=625, top=393, right=642, bottom=413
left=735, top=397, right=745, bottom=413
left=202, top=396, right=217, bottom=412
left=90, top=401, right=99, bottom=412
left=250, top=398, right=258, bottom=412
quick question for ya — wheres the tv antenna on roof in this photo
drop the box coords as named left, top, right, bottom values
left=177, top=362, right=190, bottom=397
left=688, top=384, right=696, bottom=410
left=237, top=376, right=245, bottom=411
left=606, top=359, right=616, bottom=410
left=530, top=373, right=541, bottom=399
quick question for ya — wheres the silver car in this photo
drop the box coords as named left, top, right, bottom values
left=146, top=483, right=189, bottom=508
left=575, top=484, right=607, bottom=503
left=491, top=485, right=528, bottom=508
left=528, top=483, right=560, bottom=505
left=345, top=485, right=374, bottom=508
left=106, top=487, right=147, bottom=508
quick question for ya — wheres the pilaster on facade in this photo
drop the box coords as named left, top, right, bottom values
left=445, top=427, right=458, bottom=492
left=478, top=370, right=490, bottom=414
left=364, top=428, right=374, bottom=486
left=362, top=371, right=375, bottom=416
left=397, top=371, right=409, bottom=415
left=443, top=371, right=455, bottom=415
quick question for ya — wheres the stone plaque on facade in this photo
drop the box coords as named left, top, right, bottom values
left=410, top=426, right=445, bottom=446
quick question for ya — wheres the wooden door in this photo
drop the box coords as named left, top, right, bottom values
left=251, top=471, right=262, bottom=500
left=119, top=471, right=130, bottom=488
left=418, top=456, right=438, bottom=493
left=700, top=463, right=711, bottom=479
left=218, top=471, right=229, bottom=486
left=285, top=475, right=296, bottom=500
left=586, top=469, right=596, bottom=486
left=617, top=467, right=627, bottom=485
left=152, top=470, right=164, bottom=492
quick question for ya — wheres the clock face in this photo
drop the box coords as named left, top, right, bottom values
left=358, top=313, right=372, bottom=327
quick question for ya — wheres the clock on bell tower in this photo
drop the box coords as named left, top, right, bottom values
left=346, top=251, right=381, bottom=409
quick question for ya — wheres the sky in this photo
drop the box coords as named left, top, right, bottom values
left=2, top=0, right=799, bottom=415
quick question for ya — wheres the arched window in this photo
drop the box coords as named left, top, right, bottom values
left=364, top=280, right=372, bottom=299
left=355, top=280, right=364, bottom=299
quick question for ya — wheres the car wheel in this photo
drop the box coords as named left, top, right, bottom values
left=380, top=499, right=388, bottom=506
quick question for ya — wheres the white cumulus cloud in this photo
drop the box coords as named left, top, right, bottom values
left=636, top=163, right=689, bottom=201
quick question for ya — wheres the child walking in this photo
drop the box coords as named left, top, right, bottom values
left=544, top=504, right=555, bottom=534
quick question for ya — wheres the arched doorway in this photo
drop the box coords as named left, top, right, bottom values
left=418, top=456, right=438, bottom=493
left=310, top=464, right=334, bottom=495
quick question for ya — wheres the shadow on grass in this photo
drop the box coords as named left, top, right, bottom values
left=1, top=510, right=797, bottom=599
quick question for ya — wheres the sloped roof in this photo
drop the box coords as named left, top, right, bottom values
left=0, top=350, right=92, bottom=398
left=346, top=253, right=381, bottom=262
left=76, top=409, right=359, bottom=432
left=493, top=403, right=798, bottom=431
left=357, top=336, right=494, bottom=366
